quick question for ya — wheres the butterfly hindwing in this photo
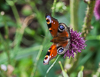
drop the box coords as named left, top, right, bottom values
left=56, top=23, right=70, bottom=54
left=43, top=44, right=57, bottom=65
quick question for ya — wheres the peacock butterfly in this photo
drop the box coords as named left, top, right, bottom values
left=43, top=15, right=70, bottom=65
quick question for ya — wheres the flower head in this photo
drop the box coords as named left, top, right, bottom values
left=64, top=29, right=86, bottom=58
left=94, top=0, right=100, bottom=20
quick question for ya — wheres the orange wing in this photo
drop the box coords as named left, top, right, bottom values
left=46, top=15, right=59, bottom=37
left=43, top=44, right=57, bottom=65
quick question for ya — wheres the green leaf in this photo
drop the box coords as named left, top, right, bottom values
left=0, top=45, right=40, bottom=64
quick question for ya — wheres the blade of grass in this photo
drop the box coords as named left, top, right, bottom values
left=30, top=45, right=43, bottom=77
left=29, top=1, right=58, bottom=77
left=12, top=15, right=35, bottom=66
left=0, top=33, right=10, bottom=64
left=45, top=55, right=60, bottom=77
left=0, top=45, right=40, bottom=64
left=0, top=13, right=11, bottom=64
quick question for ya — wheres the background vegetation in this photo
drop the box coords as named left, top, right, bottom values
left=0, top=0, right=100, bottom=77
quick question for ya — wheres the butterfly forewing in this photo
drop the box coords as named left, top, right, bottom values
left=46, top=15, right=59, bottom=37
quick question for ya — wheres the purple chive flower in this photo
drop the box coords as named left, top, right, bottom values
left=94, top=0, right=100, bottom=20
left=64, top=29, right=86, bottom=58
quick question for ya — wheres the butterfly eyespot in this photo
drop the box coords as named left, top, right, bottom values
left=57, top=46, right=64, bottom=54
left=46, top=15, right=51, bottom=24
left=46, top=19, right=50, bottom=24
left=59, top=25, right=64, bottom=30
left=45, top=57, right=48, bottom=60
left=58, top=23, right=66, bottom=32
left=46, top=19, right=49, bottom=22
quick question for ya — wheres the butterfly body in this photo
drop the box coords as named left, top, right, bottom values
left=43, top=15, right=70, bottom=65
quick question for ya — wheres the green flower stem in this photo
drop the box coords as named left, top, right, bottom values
left=29, top=3, right=49, bottom=77
left=30, top=23, right=49, bottom=77
left=29, top=1, right=58, bottom=77
left=45, top=55, right=60, bottom=77
left=64, top=0, right=79, bottom=74
left=0, top=14, right=11, bottom=64
left=68, top=0, right=96, bottom=74
left=0, top=33, right=10, bottom=64
left=70, top=0, right=79, bottom=31
left=30, top=26, right=49, bottom=77
left=59, top=61, right=64, bottom=70
left=68, top=53, right=81, bottom=74
left=30, top=45, right=43, bottom=77
left=4, top=19, right=11, bottom=64
left=11, top=4, right=21, bottom=49
left=6, top=1, right=20, bottom=27
left=6, top=1, right=22, bottom=65
left=12, top=14, right=35, bottom=66
left=52, top=0, right=57, bottom=17
left=11, top=4, right=21, bottom=27
left=82, top=0, right=96, bottom=38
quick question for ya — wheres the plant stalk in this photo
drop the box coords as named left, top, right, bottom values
left=52, top=0, right=57, bottom=17
left=70, top=0, right=79, bottom=31
left=82, top=0, right=96, bottom=38
left=68, top=0, right=96, bottom=74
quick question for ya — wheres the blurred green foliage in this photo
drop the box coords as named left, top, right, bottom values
left=0, top=0, right=100, bottom=77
